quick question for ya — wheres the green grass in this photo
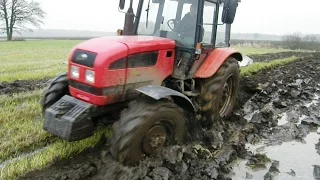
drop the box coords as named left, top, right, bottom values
left=0, top=89, right=112, bottom=180
left=0, top=128, right=111, bottom=180
left=0, top=40, right=82, bottom=82
left=240, top=56, right=298, bottom=76
left=0, top=90, right=50, bottom=162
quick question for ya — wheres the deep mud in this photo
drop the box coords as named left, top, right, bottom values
left=0, top=79, right=49, bottom=95
left=249, top=51, right=315, bottom=62
left=15, top=54, right=320, bottom=180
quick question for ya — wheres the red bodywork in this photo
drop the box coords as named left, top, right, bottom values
left=67, top=36, right=242, bottom=107
left=68, top=36, right=176, bottom=106
left=194, top=48, right=242, bottom=78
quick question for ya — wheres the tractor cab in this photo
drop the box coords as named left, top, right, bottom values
left=119, top=0, right=239, bottom=79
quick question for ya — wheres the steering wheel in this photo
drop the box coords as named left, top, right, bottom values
left=167, top=19, right=196, bottom=35
left=167, top=19, right=177, bottom=31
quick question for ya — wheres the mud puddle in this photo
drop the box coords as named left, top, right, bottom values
left=231, top=54, right=320, bottom=179
left=16, top=54, right=320, bottom=180
left=232, top=132, right=320, bottom=180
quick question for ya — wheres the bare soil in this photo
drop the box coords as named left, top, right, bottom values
left=249, top=51, right=315, bottom=62
left=0, top=79, right=49, bottom=95
left=17, top=53, right=320, bottom=180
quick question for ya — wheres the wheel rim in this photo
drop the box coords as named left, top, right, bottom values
left=219, top=75, right=235, bottom=117
left=142, top=125, right=167, bottom=155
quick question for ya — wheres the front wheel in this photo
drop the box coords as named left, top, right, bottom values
left=199, top=57, right=240, bottom=126
left=40, top=73, right=69, bottom=116
left=108, top=97, right=186, bottom=165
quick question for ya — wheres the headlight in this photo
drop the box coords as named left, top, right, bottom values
left=71, top=66, right=79, bottom=79
left=85, top=70, right=95, bottom=83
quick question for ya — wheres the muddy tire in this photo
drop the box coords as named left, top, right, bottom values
left=109, top=97, right=186, bottom=165
left=40, top=73, right=69, bottom=116
left=199, top=57, right=240, bottom=126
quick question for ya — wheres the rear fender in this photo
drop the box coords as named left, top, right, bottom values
left=194, top=48, right=242, bottom=78
left=136, top=85, right=195, bottom=112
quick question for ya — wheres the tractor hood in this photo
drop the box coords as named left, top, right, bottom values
left=70, top=36, right=176, bottom=69
left=68, top=36, right=176, bottom=89
left=108, top=36, right=176, bottom=54
left=73, top=35, right=176, bottom=56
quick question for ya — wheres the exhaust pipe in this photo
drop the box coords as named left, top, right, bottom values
left=123, top=0, right=135, bottom=35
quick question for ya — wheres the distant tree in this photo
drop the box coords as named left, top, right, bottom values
left=0, top=0, right=45, bottom=41
left=282, top=32, right=320, bottom=50
left=282, top=32, right=303, bottom=49
left=303, top=34, right=317, bottom=43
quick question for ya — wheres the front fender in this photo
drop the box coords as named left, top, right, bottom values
left=136, top=85, right=195, bottom=112
left=194, top=48, right=242, bottom=78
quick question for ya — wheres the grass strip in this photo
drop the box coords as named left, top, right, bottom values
left=240, top=56, right=298, bottom=76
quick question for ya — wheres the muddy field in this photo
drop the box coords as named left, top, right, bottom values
left=2, top=52, right=320, bottom=180
left=249, top=51, right=315, bottom=62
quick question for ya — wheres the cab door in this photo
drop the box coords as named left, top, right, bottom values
left=189, top=0, right=219, bottom=78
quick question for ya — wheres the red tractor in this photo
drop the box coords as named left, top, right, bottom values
left=41, top=0, right=242, bottom=165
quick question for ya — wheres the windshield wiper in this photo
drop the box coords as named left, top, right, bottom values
left=145, top=0, right=151, bottom=28
left=145, top=0, right=165, bottom=29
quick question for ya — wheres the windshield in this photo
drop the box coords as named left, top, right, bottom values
left=215, top=3, right=228, bottom=47
left=137, top=1, right=162, bottom=35
left=138, top=0, right=199, bottom=47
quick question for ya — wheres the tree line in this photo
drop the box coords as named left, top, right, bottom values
left=281, top=33, right=320, bottom=50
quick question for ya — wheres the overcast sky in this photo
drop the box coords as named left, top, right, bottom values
left=37, top=0, right=320, bottom=35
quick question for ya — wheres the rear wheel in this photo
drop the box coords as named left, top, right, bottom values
left=40, top=73, right=69, bottom=116
left=109, top=97, right=186, bottom=165
left=199, top=57, right=240, bottom=126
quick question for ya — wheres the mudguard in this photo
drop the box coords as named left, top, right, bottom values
left=194, top=48, right=242, bottom=78
left=136, top=85, right=195, bottom=112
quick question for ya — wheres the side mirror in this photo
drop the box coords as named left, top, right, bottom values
left=119, top=0, right=125, bottom=10
left=222, top=0, right=238, bottom=24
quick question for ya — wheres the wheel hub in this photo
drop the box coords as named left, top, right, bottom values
left=219, top=76, right=234, bottom=117
left=142, top=125, right=167, bottom=155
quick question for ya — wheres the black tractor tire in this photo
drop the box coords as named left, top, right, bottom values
left=198, top=57, right=240, bottom=126
left=40, top=73, right=69, bottom=116
left=109, top=97, right=186, bottom=165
